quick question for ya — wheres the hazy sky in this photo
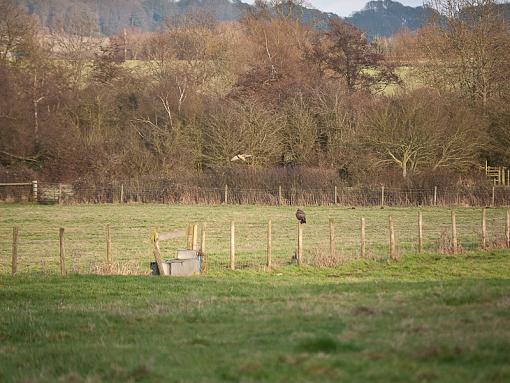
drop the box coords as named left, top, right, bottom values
left=244, top=1, right=426, bottom=17
left=310, top=1, right=425, bottom=16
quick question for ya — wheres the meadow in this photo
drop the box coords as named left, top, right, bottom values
left=1, top=204, right=510, bottom=382
left=0, top=204, right=509, bottom=274
left=1, top=254, right=510, bottom=382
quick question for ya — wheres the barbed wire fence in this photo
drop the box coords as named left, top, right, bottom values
left=1, top=208, right=509, bottom=276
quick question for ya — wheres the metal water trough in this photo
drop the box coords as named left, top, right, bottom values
left=151, top=249, right=200, bottom=276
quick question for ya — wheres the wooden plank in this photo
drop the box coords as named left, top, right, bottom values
left=481, top=208, right=487, bottom=249
left=389, top=217, right=397, bottom=260
left=59, top=228, right=66, bottom=276
left=329, top=219, right=335, bottom=258
left=278, top=186, right=282, bottom=206
left=0, top=182, right=33, bottom=186
left=192, top=224, right=198, bottom=251
left=58, top=183, right=63, bottom=204
left=451, top=210, right=458, bottom=254
left=434, top=186, right=438, bottom=206
left=418, top=212, right=423, bottom=253
left=186, top=224, right=193, bottom=250
left=381, top=185, right=385, bottom=207
left=361, top=218, right=366, bottom=258
left=32, top=180, right=38, bottom=202
left=297, top=223, right=303, bottom=266
left=106, top=224, right=112, bottom=263
left=12, top=227, right=18, bottom=276
left=201, top=223, right=207, bottom=274
left=230, top=221, right=235, bottom=270
left=506, top=210, right=510, bottom=248
left=267, top=220, right=272, bottom=269
left=152, top=233, right=166, bottom=276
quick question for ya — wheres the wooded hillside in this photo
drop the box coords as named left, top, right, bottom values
left=1, top=0, right=509, bottom=189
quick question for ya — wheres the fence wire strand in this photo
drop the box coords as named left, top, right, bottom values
left=2, top=182, right=510, bottom=206
left=1, top=207, right=508, bottom=275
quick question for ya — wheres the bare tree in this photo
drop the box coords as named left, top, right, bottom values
left=486, top=100, right=510, bottom=164
left=203, top=101, right=283, bottom=167
left=237, top=3, right=318, bottom=105
left=0, top=0, right=36, bottom=63
left=50, top=9, right=101, bottom=87
left=364, top=90, right=484, bottom=178
left=419, top=0, right=510, bottom=107
left=281, top=96, right=319, bottom=165
left=144, top=11, right=232, bottom=117
left=308, top=19, right=400, bottom=94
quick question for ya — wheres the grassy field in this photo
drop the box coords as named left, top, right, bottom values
left=0, top=204, right=508, bottom=274
left=0, top=204, right=509, bottom=382
left=1, top=253, right=510, bottom=382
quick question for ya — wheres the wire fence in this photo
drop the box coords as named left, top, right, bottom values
left=1, top=207, right=508, bottom=275
left=1, top=180, right=510, bottom=206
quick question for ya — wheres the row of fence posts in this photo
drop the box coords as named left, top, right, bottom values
left=84, top=183, right=497, bottom=205
left=209, top=184, right=503, bottom=207
left=188, top=208, right=510, bottom=271
left=8, top=209, right=510, bottom=276
left=10, top=224, right=113, bottom=276
left=5, top=181, right=501, bottom=205
left=121, top=183, right=501, bottom=206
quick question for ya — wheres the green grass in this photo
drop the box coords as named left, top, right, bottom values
left=0, top=204, right=509, bottom=381
left=1, top=253, right=510, bottom=382
left=0, top=204, right=508, bottom=274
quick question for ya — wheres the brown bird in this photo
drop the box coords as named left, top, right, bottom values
left=296, top=209, right=306, bottom=224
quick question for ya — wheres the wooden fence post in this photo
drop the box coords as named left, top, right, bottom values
left=278, top=186, right=282, bottom=206
left=230, top=221, right=235, bottom=270
left=152, top=232, right=166, bottom=276
left=360, top=218, right=366, bottom=258
left=389, top=217, right=397, bottom=260
left=297, top=223, right=303, bottom=266
left=506, top=210, right=510, bottom=248
left=186, top=224, right=193, bottom=250
left=329, top=219, right=335, bottom=258
left=106, top=224, right=112, bottom=263
left=381, top=185, right=385, bottom=207
left=59, top=228, right=66, bottom=276
left=12, top=227, right=18, bottom=276
left=481, top=208, right=487, bottom=249
left=267, top=220, right=272, bottom=269
left=491, top=186, right=495, bottom=207
left=120, top=184, right=124, bottom=204
left=334, top=186, right=338, bottom=205
left=58, top=183, right=63, bottom=204
left=434, top=186, right=438, bottom=206
left=224, top=185, right=228, bottom=205
left=200, top=223, right=207, bottom=274
left=418, top=212, right=423, bottom=253
left=192, top=224, right=198, bottom=251
left=451, top=210, right=458, bottom=254
left=32, top=180, right=38, bottom=202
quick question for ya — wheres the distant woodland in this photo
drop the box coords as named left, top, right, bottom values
left=1, top=0, right=509, bottom=189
